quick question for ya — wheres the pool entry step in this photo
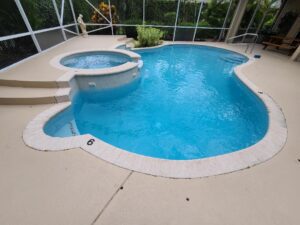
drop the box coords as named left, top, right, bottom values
left=220, top=56, right=246, bottom=64
left=0, top=86, right=69, bottom=105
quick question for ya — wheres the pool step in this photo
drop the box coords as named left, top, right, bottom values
left=221, top=56, right=245, bottom=64
left=0, top=86, right=70, bottom=105
left=0, top=78, right=59, bottom=88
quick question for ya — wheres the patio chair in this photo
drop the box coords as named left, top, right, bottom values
left=262, top=36, right=300, bottom=55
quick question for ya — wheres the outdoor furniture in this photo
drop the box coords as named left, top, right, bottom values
left=262, top=36, right=300, bottom=55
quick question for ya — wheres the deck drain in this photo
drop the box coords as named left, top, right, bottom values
left=120, top=186, right=124, bottom=190
left=297, top=159, right=300, bottom=163
left=254, top=54, right=261, bottom=59
left=258, top=91, right=263, bottom=94
left=186, top=198, right=190, bottom=201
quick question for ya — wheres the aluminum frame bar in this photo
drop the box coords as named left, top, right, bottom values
left=173, top=0, right=181, bottom=42
left=87, top=25, right=111, bottom=34
left=84, top=0, right=111, bottom=24
left=108, top=0, right=114, bottom=35
left=242, top=0, right=262, bottom=42
left=193, top=0, right=204, bottom=42
left=69, top=0, right=80, bottom=34
left=0, top=32, right=31, bottom=42
left=218, top=0, right=233, bottom=41
left=52, top=0, right=67, bottom=41
left=143, top=0, right=146, bottom=25
left=14, top=0, right=41, bottom=52
left=61, top=0, right=65, bottom=24
left=64, top=28, right=78, bottom=35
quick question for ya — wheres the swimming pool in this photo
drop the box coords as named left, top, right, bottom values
left=60, top=51, right=132, bottom=69
left=45, top=45, right=269, bottom=160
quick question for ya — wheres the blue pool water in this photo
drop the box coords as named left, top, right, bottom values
left=45, top=45, right=268, bottom=160
left=60, top=51, right=131, bottom=69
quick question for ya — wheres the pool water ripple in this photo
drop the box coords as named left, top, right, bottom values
left=45, top=45, right=268, bottom=160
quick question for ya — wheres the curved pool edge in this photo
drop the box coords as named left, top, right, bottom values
left=50, top=49, right=141, bottom=72
left=23, top=44, right=287, bottom=179
left=130, top=41, right=250, bottom=60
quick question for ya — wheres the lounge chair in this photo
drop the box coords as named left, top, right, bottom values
left=262, top=36, right=300, bottom=55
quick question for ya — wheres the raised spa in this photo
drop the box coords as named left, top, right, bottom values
left=60, top=51, right=132, bottom=69
left=45, top=45, right=268, bottom=160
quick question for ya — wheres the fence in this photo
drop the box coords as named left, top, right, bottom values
left=0, top=0, right=281, bottom=69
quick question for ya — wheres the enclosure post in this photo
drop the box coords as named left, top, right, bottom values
left=291, top=45, right=300, bottom=61
left=60, top=0, right=65, bottom=25
left=271, top=0, right=287, bottom=32
left=108, top=0, right=114, bottom=35
left=218, top=0, right=233, bottom=42
left=286, top=16, right=300, bottom=38
left=225, top=0, right=249, bottom=42
left=288, top=16, right=300, bottom=61
left=143, top=0, right=145, bottom=26
left=52, top=0, right=67, bottom=41
left=173, top=0, right=181, bottom=42
left=14, top=0, right=42, bottom=52
left=256, top=8, right=269, bottom=34
left=193, top=0, right=204, bottom=42
left=69, top=0, right=80, bottom=34
left=242, top=0, right=262, bottom=42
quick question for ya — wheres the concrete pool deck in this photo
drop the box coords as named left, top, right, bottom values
left=0, top=36, right=300, bottom=224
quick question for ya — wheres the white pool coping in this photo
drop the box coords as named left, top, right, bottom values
left=50, top=49, right=140, bottom=72
left=23, top=43, right=287, bottom=179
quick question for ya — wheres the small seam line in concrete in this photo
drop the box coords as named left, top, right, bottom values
left=91, top=170, right=134, bottom=225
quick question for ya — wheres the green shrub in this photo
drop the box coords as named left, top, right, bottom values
left=134, top=26, right=164, bottom=48
left=163, top=12, right=176, bottom=25
left=178, top=22, right=196, bottom=27
left=121, top=19, right=143, bottom=38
